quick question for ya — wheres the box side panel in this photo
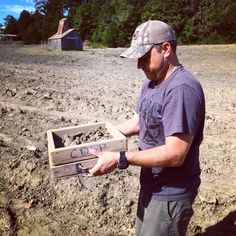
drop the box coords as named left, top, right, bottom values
left=51, top=158, right=98, bottom=178
left=50, top=138, right=127, bottom=165
left=47, top=130, right=55, bottom=151
left=51, top=147, right=128, bottom=178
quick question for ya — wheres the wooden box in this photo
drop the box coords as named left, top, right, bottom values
left=47, top=122, right=127, bottom=178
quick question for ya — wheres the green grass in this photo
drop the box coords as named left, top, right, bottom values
left=0, top=40, right=23, bottom=45
left=17, top=45, right=85, bottom=55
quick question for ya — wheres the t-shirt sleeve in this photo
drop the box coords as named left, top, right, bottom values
left=162, top=84, right=202, bottom=137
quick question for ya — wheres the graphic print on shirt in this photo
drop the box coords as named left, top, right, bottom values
left=140, top=98, right=165, bottom=146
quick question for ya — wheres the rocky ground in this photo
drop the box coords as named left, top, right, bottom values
left=0, top=42, right=235, bottom=236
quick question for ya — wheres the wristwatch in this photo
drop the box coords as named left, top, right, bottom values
left=118, top=151, right=129, bottom=169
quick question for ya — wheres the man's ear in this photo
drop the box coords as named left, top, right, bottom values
left=162, top=42, right=171, bottom=57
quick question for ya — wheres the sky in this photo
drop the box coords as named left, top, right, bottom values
left=0, top=0, right=36, bottom=25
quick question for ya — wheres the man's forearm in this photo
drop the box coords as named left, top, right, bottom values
left=115, top=113, right=139, bottom=137
left=125, top=145, right=180, bottom=168
left=126, top=134, right=194, bottom=168
left=88, top=134, right=193, bottom=176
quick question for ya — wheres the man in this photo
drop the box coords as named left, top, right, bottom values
left=89, top=20, right=205, bottom=236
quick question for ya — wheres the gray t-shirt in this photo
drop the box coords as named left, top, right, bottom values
left=135, top=65, right=205, bottom=201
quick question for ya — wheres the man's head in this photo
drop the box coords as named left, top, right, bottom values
left=121, top=20, right=178, bottom=82
left=120, top=20, right=176, bottom=59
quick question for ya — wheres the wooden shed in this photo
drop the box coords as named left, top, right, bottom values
left=48, top=18, right=83, bottom=51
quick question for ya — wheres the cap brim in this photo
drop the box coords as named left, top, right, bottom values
left=120, top=44, right=153, bottom=59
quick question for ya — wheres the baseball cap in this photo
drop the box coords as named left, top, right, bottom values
left=120, top=20, right=176, bottom=59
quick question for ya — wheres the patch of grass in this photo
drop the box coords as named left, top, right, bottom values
left=17, top=44, right=85, bottom=56
left=210, top=44, right=236, bottom=55
left=17, top=45, right=53, bottom=55
left=90, top=42, right=106, bottom=48
left=0, top=40, right=23, bottom=45
left=181, top=44, right=236, bottom=55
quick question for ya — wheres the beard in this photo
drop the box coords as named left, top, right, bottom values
left=144, top=61, right=169, bottom=82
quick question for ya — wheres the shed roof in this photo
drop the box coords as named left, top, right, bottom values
left=48, top=28, right=75, bottom=40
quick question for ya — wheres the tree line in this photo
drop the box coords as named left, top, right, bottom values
left=1, top=0, right=236, bottom=46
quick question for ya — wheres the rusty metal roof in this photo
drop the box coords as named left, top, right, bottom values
left=48, top=29, right=75, bottom=40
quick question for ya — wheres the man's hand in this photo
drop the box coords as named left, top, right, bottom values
left=88, top=149, right=119, bottom=176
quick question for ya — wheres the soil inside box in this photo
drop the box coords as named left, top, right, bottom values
left=54, top=126, right=113, bottom=148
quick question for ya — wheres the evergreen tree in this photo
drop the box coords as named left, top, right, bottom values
left=200, top=0, right=236, bottom=43
left=2, top=0, right=235, bottom=45
left=18, top=10, right=32, bottom=39
left=89, top=0, right=134, bottom=47
left=3, top=15, right=18, bottom=35
left=0, top=23, right=3, bottom=35
left=34, top=0, right=65, bottom=37
left=17, top=10, right=44, bottom=44
left=73, top=0, right=102, bottom=41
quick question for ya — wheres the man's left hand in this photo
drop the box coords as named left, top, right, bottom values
left=88, top=149, right=119, bottom=176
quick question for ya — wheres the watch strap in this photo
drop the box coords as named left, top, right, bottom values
left=118, top=151, right=129, bottom=169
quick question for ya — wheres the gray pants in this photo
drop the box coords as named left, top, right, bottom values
left=136, top=190, right=196, bottom=236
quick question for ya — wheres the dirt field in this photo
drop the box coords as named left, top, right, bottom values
left=0, top=42, right=235, bottom=236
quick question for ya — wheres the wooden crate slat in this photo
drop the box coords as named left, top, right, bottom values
left=50, top=138, right=127, bottom=165
left=51, top=158, right=98, bottom=178
left=50, top=148, right=127, bottom=178
left=47, top=130, right=55, bottom=151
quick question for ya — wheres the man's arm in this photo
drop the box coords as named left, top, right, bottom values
left=88, top=133, right=194, bottom=176
left=115, top=112, right=140, bottom=137
left=126, top=134, right=193, bottom=167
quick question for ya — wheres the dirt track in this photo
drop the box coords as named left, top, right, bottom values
left=0, top=43, right=236, bottom=236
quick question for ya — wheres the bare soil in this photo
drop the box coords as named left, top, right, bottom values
left=62, top=127, right=112, bottom=147
left=0, top=43, right=235, bottom=236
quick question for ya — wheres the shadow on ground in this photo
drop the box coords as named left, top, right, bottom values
left=195, top=211, right=236, bottom=236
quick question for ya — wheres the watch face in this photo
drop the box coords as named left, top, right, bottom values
left=118, top=162, right=128, bottom=169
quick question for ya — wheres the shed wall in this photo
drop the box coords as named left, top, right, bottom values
left=61, top=31, right=83, bottom=51
left=48, top=39, right=62, bottom=50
